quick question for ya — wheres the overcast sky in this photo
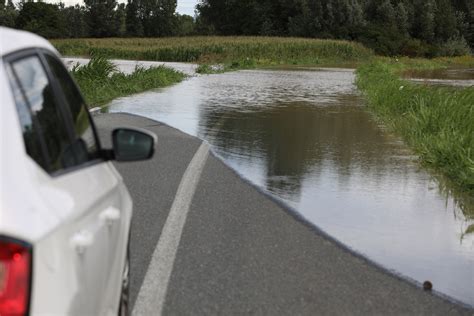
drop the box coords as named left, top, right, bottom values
left=177, top=0, right=198, bottom=16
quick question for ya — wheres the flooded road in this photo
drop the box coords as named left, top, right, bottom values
left=404, top=68, right=474, bottom=87
left=107, top=67, right=474, bottom=306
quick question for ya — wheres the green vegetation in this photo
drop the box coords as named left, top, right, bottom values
left=195, top=64, right=216, bottom=74
left=14, top=2, right=65, bottom=38
left=196, top=0, right=473, bottom=57
left=54, top=36, right=374, bottom=68
left=356, top=59, right=474, bottom=216
left=71, top=55, right=185, bottom=106
left=195, top=60, right=256, bottom=74
left=3, top=0, right=473, bottom=58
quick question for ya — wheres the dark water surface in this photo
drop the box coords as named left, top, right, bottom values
left=108, top=68, right=474, bottom=306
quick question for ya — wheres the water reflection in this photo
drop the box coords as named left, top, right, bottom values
left=108, top=68, right=474, bottom=306
left=200, top=98, right=412, bottom=204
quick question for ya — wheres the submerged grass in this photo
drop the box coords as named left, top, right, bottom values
left=53, top=36, right=374, bottom=68
left=71, top=55, right=185, bottom=106
left=356, top=61, right=474, bottom=217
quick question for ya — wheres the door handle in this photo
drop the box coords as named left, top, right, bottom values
left=100, top=207, right=121, bottom=226
left=71, top=230, right=94, bottom=255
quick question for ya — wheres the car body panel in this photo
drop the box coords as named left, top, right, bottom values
left=0, top=50, right=56, bottom=243
left=0, top=27, right=133, bottom=315
left=0, top=26, right=58, bottom=57
left=29, top=161, right=132, bottom=315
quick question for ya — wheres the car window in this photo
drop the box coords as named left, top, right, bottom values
left=43, top=54, right=100, bottom=163
left=7, top=67, right=48, bottom=170
left=9, top=55, right=77, bottom=172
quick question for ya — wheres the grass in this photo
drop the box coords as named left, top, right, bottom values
left=195, top=57, right=258, bottom=73
left=374, top=55, right=474, bottom=70
left=356, top=60, right=474, bottom=217
left=53, top=36, right=374, bottom=69
left=71, top=55, right=186, bottom=106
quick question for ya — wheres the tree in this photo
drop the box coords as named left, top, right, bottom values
left=374, top=0, right=396, bottom=29
left=175, top=13, right=195, bottom=36
left=434, top=0, right=457, bottom=41
left=84, top=0, right=118, bottom=37
left=140, top=0, right=177, bottom=36
left=0, top=0, right=18, bottom=28
left=338, top=0, right=365, bottom=38
left=306, top=0, right=324, bottom=37
left=125, top=0, right=143, bottom=36
left=395, top=2, right=409, bottom=37
left=115, top=3, right=126, bottom=36
left=193, top=0, right=472, bottom=55
left=16, top=2, right=66, bottom=38
left=451, top=0, right=473, bottom=48
left=62, top=5, right=88, bottom=38
left=157, top=0, right=178, bottom=36
left=348, top=0, right=365, bottom=28
left=415, top=0, right=437, bottom=43
left=322, top=0, right=335, bottom=35
left=288, top=0, right=312, bottom=37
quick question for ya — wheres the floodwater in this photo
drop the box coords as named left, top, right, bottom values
left=107, top=66, right=474, bottom=306
left=404, top=68, right=474, bottom=87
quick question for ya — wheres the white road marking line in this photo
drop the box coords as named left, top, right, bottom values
left=132, top=141, right=210, bottom=316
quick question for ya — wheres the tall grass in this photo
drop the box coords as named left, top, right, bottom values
left=356, top=62, right=474, bottom=217
left=53, top=36, right=374, bottom=67
left=71, top=55, right=186, bottom=106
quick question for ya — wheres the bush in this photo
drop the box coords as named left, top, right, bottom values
left=72, top=55, right=117, bottom=80
left=400, top=39, right=437, bottom=58
left=436, top=37, right=472, bottom=57
left=355, top=25, right=405, bottom=56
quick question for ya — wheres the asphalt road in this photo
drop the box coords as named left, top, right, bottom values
left=95, top=113, right=471, bottom=315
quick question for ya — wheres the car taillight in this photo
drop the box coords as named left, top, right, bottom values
left=0, top=238, right=32, bottom=316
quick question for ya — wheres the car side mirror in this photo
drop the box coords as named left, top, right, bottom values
left=112, top=128, right=156, bottom=162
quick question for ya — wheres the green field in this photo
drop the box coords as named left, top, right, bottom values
left=53, top=36, right=374, bottom=68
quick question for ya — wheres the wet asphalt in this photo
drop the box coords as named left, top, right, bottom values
left=95, top=113, right=471, bottom=315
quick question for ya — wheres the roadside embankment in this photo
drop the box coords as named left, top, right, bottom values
left=356, top=59, right=474, bottom=215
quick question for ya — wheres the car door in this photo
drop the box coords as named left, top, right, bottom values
left=5, top=50, right=129, bottom=315
left=41, top=52, right=131, bottom=314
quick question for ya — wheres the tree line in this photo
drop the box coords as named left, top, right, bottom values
left=196, top=0, right=473, bottom=56
left=0, top=0, right=195, bottom=38
left=1, top=0, right=472, bottom=57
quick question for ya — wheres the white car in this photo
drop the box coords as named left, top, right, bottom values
left=0, top=27, right=156, bottom=315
